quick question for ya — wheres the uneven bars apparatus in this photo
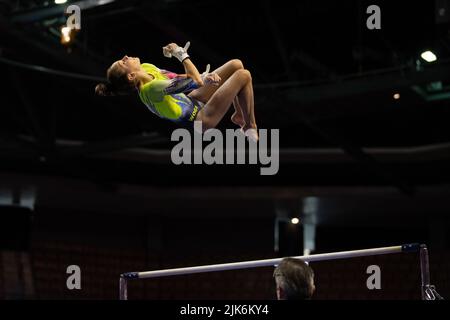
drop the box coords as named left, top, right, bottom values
left=119, top=243, right=435, bottom=300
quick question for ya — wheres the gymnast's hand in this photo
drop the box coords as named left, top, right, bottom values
left=162, top=42, right=190, bottom=63
left=203, top=73, right=221, bottom=86
left=201, top=64, right=221, bottom=86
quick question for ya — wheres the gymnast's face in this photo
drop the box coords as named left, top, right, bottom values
left=113, top=55, right=141, bottom=74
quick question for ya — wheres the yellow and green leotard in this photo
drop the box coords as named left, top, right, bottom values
left=138, top=63, right=204, bottom=124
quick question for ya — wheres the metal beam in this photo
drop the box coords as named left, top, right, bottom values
left=57, top=132, right=167, bottom=158
left=9, top=68, right=52, bottom=156
left=3, top=133, right=167, bottom=159
left=1, top=139, right=443, bottom=164
left=262, top=0, right=295, bottom=80
left=283, top=62, right=450, bottom=105
left=11, top=0, right=117, bottom=23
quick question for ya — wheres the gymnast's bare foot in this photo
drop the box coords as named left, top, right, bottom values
left=242, top=123, right=259, bottom=142
left=231, top=111, right=245, bottom=127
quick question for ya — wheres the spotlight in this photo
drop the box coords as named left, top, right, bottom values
left=291, top=218, right=300, bottom=225
left=421, top=51, right=437, bottom=63
left=55, top=0, right=67, bottom=4
left=61, top=26, right=71, bottom=44
left=393, top=93, right=400, bottom=100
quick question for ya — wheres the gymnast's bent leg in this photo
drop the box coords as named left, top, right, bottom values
left=188, top=59, right=254, bottom=128
left=195, top=69, right=258, bottom=140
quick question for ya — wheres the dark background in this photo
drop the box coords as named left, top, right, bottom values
left=0, top=0, right=450, bottom=299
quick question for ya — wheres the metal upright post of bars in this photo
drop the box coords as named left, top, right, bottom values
left=120, top=271, right=139, bottom=300
left=119, top=276, right=127, bottom=300
left=419, top=244, right=431, bottom=300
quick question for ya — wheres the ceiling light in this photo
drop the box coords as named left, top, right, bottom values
left=421, top=51, right=437, bottom=63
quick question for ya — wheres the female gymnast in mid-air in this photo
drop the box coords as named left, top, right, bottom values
left=95, top=42, right=258, bottom=141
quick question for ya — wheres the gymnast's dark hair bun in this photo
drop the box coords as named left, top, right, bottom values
left=95, top=82, right=115, bottom=96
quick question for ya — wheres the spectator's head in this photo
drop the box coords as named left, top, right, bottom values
left=273, top=258, right=315, bottom=300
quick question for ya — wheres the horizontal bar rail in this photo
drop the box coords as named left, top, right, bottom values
left=120, top=243, right=424, bottom=300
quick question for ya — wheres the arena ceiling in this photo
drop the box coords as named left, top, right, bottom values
left=1, top=0, right=450, bottom=191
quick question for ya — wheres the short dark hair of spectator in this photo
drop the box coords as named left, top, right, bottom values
left=273, top=258, right=315, bottom=300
